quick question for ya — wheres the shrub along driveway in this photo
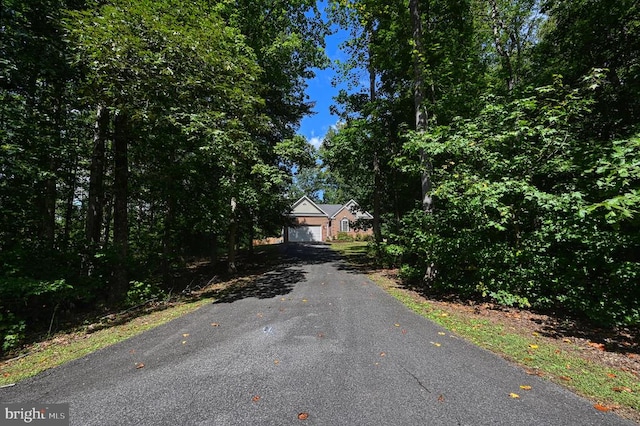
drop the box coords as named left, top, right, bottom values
left=0, top=243, right=634, bottom=425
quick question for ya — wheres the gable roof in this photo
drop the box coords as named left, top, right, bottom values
left=316, top=204, right=342, bottom=218
left=329, top=199, right=374, bottom=220
left=289, top=195, right=327, bottom=216
left=289, top=196, right=373, bottom=220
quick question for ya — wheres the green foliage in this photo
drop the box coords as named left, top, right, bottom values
left=1, top=0, right=329, bottom=344
left=393, top=80, right=640, bottom=325
left=0, top=275, right=74, bottom=353
left=0, top=312, right=26, bottom=352
left=335, top=232, right=355, bottom=242
left=125, top=281, right=166, bottom=307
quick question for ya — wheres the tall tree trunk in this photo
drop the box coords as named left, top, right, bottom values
left=489, top=0, right=515, bottom=91
left=228, top=197, right=238, bottom=274
left=210, top=233, right=218, bottom=266
left=85, top=104, right=108, bottom=246
left=410, top=0, right=436, bottom=282
left=111, top=111, right=129, bottom=303
left=162, top=173, right=176, bottom=286
left=42, top=157, right=57, bottom=247
left=248, top=214, right=255, bottom=256
left=62, top=154, right=79, bottom=250
left=409, top=0, right=433, bottom=212
left=103, top=194, right=112, bottom=247
left=368, top=37, right=382, bottom=244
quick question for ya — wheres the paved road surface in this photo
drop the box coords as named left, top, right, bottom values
left=1, top=244, right=634, bottom=425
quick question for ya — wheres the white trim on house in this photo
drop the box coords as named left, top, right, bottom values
left=340, top=218, right=350, bottom=232
left=330, top=199, right=373, bottom=220
left=289, top=195, right=329, bottom=217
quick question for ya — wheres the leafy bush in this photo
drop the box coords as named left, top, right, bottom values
left=395, top=80, right=640, bottom=325
left=335, top=232, right=355, bottom=242
left=125, top=281, right=166, bottom=307
left=0, top=276, right=74, bottom=353
left=0, top=312, right=26, bottom=352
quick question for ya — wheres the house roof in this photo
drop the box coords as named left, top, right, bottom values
left=316, top=204, right=342, bottom=217
left=289, top=195, right=327, bottom=216
left=289, top=196, right=373, bottom=219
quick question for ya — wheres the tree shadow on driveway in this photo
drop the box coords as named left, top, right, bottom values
left=210, top=265, right=306, bottom=304
left=201, top=243, right=365, bottom=305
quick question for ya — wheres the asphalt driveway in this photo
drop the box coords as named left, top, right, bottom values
left=0, top=243, right=634, bottom=425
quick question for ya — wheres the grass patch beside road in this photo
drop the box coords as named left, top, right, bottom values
left=0, top=244, right=285, bottom=387
left=0, top=298, right=212, bottom=386
left=330, top=242, right=640, bottom=421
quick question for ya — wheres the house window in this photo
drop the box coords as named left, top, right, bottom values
left=340, top=218, right=350, bottom=232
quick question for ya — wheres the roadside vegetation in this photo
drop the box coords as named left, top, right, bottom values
left=331, top=242, right=640, bottom=422
left=0, top=244, right=284, bottom=385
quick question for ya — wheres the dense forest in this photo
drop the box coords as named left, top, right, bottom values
left=319, top=0, right=640, bottom=327
left=1, top=0, right=638, bottom=353
left=0, top=0, right=326, bottom=352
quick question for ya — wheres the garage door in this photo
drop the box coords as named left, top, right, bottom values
left=288, top=225, right=322, bottom=242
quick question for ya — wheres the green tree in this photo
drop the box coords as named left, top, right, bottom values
left=535, top=0, right=640, bottom=137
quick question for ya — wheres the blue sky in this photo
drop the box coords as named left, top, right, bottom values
left=298, top=4, right=351, bottom=150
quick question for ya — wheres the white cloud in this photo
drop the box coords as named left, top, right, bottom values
left=309, top=136, right=323, bottom=149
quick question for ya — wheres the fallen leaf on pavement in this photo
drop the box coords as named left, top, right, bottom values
left=380, top=352, right=386, bottom=357
left=298, top=412, right=309, bottom=420
left=182, top=333, right=189, bottom=337
left=430, top=342, right=441, bottom=347
left=302, top=299, right=308, bottom=303
left=211, top=323, right=220, bottom=327
left=438, top=394, right=445, bottom=403
left=438, top=332, right=446, bottom=336
left=274, top=360, right=280, bottom=365
left=401, top=329, right=407, bottom=334
left=252, top=395, right=260, bottom=403
left=182, top=341, right=187, bottom=345
left=594, top=404, right=611, bottom=412
left=394, top=323, right=400, bottom=327
left=135, top=362, right=145, bottom=369
left=509, top=393, right=520, bottom=399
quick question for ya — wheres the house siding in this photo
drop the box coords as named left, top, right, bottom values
left=327, top=210, right=373, bottom=240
